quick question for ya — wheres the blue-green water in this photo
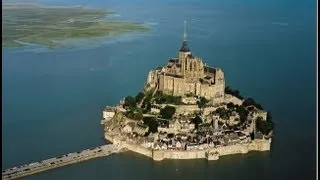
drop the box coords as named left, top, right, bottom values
left=2, top=0, right=317, bottom=179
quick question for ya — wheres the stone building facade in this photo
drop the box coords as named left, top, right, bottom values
left=145, top=22, right=225, bottom=101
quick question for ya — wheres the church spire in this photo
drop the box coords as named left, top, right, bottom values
left=180, top=20, right=190, bottom=52
left=183, top=20, right=187, bottom=41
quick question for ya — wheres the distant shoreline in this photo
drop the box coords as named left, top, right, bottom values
left=3, top=3, right=148, bottom=50
left=3, top=3, right=91, bottom=10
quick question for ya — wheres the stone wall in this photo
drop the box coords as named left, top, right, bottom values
left=203, top=104, right=227, bottom=116
left=252, top=111, right=268, bottom=121
left=248, top=139, right=271, bottom=151
left=157, top=127, right=176, bottom=134
left=173, top=77, right=187, bottom=96
left=105, top=134, right=152, bottom=157
left=146, top=70, right=158, bottom=91
left=121, top=141, right=153, bottom=158
left=105, top=133, right=271, bottom=161
left=173, top=105, right=200, bottom=115
left=224, top=94, right=243, bottom=105
left=151, top=139, right=271, bottom=161
left=156, top=71, right=225, bottom=100
left=153, top=149, right=207, bottom=161
left=181, top=97, right=197, bottom=104
left=155, top=103, right=200, bottom=115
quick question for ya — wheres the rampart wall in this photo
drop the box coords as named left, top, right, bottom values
left=224, top=94, right=243, bottom=105
left=105, top=133, right=271, bottom=161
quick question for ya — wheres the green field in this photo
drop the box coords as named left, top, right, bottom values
left=2, top=4, right=149, bottom=49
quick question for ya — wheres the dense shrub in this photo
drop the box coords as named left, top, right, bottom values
left=215, top=107, right=230, bottom=120
left=243, top=98, right=263, bottom=110
left=142, top=102, right=152, bottom=114
left=143, top=117, right=158, bottom=133
left=191, top=115, right=203, bottom=129
left=135, top=92, right=145, bottom=104
left=125, top=108, right=143, bottom=120
left=226, top=102, right=236, bottom=110
left=154, top=92, right=182, bottom=105
left=124, top=96, right=137, bottom=109
left=160, top=105, right=176, bottom=119
left=225, top=86, right=244, bottom=100
left=197, top=97, right=209, bottom=109
left=256, top=118, right=274, bottom=135
left=235, top=105, right=249, bottom=123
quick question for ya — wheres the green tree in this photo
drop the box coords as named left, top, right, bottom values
left=227, top=102, right=236, bottom=110
left=154, top=92, right=182, bottom=105
left=160, top=105, right=176, bottom=119
left=124, top=96, right=136, bottom=109
left=167, top=133, right=174, bottom=138
left=142, top=102, right=152, bottom=114
left=243, top=98, right=264, bottom=110
left=125, top=108, right=143, bottom=120
left=225, top=86, right=244, bottom=100
left=197, top=97, right=209, bottom=109
left=191, top=115, right=203, bottom=129
left=135, top=92, right=145, bottom=104
left=236, top=105, right=248, bottom=123
left=143, top=117, right=158, bottom=133
left=142, top=91, right=152, bottom=108
left=215, top=107, right=230, bottom=119
left=256, top=118, right=274, bottom=135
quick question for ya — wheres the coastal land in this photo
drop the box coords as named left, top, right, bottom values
left=101, top=23, right=275, bottom=161
left=2, top=3, right=148, bottom=49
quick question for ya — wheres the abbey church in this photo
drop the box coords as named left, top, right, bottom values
left=145, top=21, right=225, bottom=101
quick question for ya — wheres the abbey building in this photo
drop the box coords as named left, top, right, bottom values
left=145, top=21, right=225, bottom=101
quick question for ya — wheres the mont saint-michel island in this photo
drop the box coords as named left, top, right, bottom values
left=1, top=22, right=275, bottom=180
left=102, top=22, right=275, bottom=161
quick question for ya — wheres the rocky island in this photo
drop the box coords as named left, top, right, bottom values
left=102, top=22, right=274, bottom=161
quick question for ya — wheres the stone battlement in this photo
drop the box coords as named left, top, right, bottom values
left=105, top=133, right=271, bottom=161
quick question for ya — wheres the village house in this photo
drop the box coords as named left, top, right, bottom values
left=176, top=141, right=182, bottom=149
left=189, top=123, right=195, bottom=130
left=133, top=123, right=149, bottom=136
left=161, top=143, right=168, bottom=150
left=150, top=104, right=161, bottom=114
left=143, top=137, right=155, bottom=148
left=228, top=111, right=240, bottom=125
left=198, top=143, right=209, bottom=150
left=154, top=143, right=161, bottom=150
left=225, top=132, right=240, bottom=144
left=158, top=132, right=167, bottom=140
left=186, top=143, right=199, bottom=150
left=102, top=106, right=116, bottom=121
left=122, top=123, right=134, bottom=134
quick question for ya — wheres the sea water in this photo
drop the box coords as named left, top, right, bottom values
left=2, top=0, right=316, bottom=179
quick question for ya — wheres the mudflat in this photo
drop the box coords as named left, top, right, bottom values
left=2, top=3, right=148, bottom=49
